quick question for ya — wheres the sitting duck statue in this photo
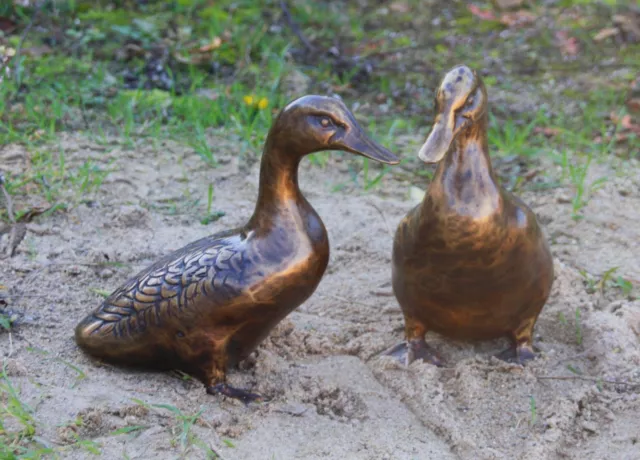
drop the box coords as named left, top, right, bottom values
left=389, top=65, right=554, bottom=366
left=75, top=95, right=399, bottom=402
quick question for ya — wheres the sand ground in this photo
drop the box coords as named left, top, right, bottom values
left=1, top=132, right=639, bottom=459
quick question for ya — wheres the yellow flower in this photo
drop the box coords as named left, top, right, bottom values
left=257, top=97, right=269, bottom=110
left=243, top=95, right=254, bottom=106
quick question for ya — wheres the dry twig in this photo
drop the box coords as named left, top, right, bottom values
left=279, top=0, right=316, bottom=52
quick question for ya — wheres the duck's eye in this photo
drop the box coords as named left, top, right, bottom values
left=320, top=117, right=333, bottom=128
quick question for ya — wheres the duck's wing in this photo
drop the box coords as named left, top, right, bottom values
left=81, top=231, right=249, bottom=339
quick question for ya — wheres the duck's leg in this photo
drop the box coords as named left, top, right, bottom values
left=184, top=333, right=263, bottom=404
left=204, top=350, right=263, bottom=405
left=496, top=317, right=536, bottom=365
left=384, top=318, right=442, bottom=366
left=205, top=372, right=263, bottom=404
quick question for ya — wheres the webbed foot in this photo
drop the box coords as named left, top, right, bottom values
left=206, top=383, right=263, bottom=404
left=383, top=342, right=410, bottom=360
left=384, top=340, right=443, bottom=367
left=496, top=343, right=536, bottom=365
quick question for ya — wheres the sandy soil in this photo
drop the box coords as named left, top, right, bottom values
left=1, top=132, right=639, bottom=460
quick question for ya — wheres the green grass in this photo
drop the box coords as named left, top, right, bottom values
left=0, top=314, right=13, bottom=331
left=529, top=395, right=537, bottom=427
left=579, top=267, right=637, bottom=300
left=26, top=348, right=87, bottom=388
left=0, top=374, right=219, bottom=458
left=575, top=307, right=583, bottom=346
left=0, top=359, right=144, bottom=458
left=0, top=0, right=638, bottom=456
left=0, top=363, right=54, bottom=458
left=200, top=183, right=225, bottom=225
left=557, top=305, right=588, bottom=347
left=0, top=1, right=638, bottom=220
left=131, top=398, right=219, bottom=458
left=488, top=112, right=547, bottom=158
left=559, top=151, right=608, bottom=220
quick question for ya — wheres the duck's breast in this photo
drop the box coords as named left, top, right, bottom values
left=243, top=200, right=329, bottom=311
left=220, top=203, right=329, bottom=362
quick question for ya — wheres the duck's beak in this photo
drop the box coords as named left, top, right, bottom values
left=418, top=108, right=471, bottom=164
left=335, top=123, right=400, bottom=165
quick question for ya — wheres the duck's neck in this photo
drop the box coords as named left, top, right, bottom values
left=430, top=115, right=501, bottom=213
left=247, top=136, right=305, bottom=229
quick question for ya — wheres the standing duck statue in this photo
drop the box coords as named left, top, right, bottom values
left=389, top=65, right=554, bottom=366
left=75, top=95, right=399, bottom=402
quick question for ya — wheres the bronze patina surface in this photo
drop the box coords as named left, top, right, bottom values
left=389, top=65, right=554, bottom=366
left=75, top=95, right=399, bottom=402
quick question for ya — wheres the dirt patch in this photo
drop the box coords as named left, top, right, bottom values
left=1, top=133, right=638, bottom=459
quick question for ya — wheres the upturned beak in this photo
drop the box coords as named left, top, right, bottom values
left=418, top=108, right=470, bottom=164
left=335, top=120, right=399, bottom=165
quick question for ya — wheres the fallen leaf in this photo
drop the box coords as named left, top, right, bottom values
left=115, top=43, right=145, bottom=61
left=627, top=97, right=640, bottom=113
left=468, top=5, right=534, bottom=28
left=500, top=10, right=537, bottom=28
left=357, top=39, right=386, bottom=55
left=21, top=46, right=52, bottom=58
left=390, top=1, right=410, bottom=13
left=534, top=127, right=561, bottom=137
left=0, top=16, right=17, bottom=34
left=593, top=27, right=619, bottom=42
left=494, top=0, right=524, bottom=10
left=620, top=116, right=640, bottom=135
left=593, top=132, right=635, bottom=145
left=613, top=13, right=640, bottom=43
left=468, top=5, right=497, bottom=21
left=555, top=31, right=579, bottom=56
left=174, top=52, right=211, bottom=65
left=197, top=37, right=222, bottom=53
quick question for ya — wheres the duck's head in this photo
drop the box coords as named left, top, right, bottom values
left=269, top=95, right=399, bottom=164
left=418, top=65, right=487, bottom=164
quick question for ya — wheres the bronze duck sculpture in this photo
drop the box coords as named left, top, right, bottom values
left=75, top=95, right=399, bottom=402
left=389, top=65, right=554, bottom=366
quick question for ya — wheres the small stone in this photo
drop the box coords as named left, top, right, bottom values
left=375, top=93, right=387, bottom=104
left=65, top=265, right=87, bottom=276
left=99, top=269, right=114, bottom=279
left=409, top=186, right=425, bottom=203
left=581, top=420, right=598, bottom=433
